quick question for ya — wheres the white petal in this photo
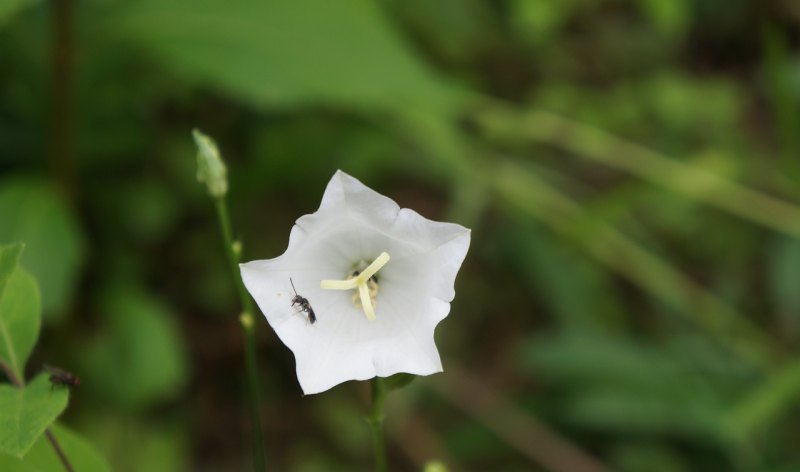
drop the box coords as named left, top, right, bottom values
left=318, top=170, right=401, bottom=228
left=240, top=170, right=471, bottom=395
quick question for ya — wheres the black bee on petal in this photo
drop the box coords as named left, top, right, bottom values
left=290, top=278, right=316, bottom=324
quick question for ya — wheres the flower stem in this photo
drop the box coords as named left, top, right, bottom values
left=215, top=198, right=256, bottom=317
left=213, top=197, right=266, bottom=472
left=369, top=377, right=388, bottom=472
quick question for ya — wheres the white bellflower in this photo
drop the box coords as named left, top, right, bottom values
left=240, top=171, right=470, bottom=395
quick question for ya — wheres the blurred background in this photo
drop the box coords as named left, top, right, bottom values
left=2, top=0, right=800, bottom=470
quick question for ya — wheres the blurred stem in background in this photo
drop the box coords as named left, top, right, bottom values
left=194, top=131, right=266, bottom=472
left=727, top=357, right=800, bottom=440
left=369, top=377, right=387, bottom=472
left=49, top=0, right=74, bottom=198
left=477, top=103, right=800, bottom=239
left=762, top=23, right=800, bottom=185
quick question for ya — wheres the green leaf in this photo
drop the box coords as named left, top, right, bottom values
left=108, top=0, right=459, bottom=113
left=0, top=267, right=41, bottom=381
left=0, top=244, right=24, bottom=298
left=82, top=290, right=188, bottom=410
left=0, top=374, right=69, bottom=458
left=0, top=423, right=111, bottom=472
left=0, top=178, right=86, bottom=319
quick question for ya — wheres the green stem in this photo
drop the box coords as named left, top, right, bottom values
left=369, top=377, right=388, bottom=472
left=215, top=198, right=256, bottom=316
left=726, top=358, right=800, bottom=439
left=214, top=197, right=266, bottom=472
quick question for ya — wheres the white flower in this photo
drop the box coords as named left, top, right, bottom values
left=240, top=170, right=470, bottom=395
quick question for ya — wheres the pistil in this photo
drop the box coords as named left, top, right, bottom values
left=321, top=252, right=390, bottom=320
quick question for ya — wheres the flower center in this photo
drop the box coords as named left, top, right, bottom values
left=320, top=252, right=390, bottom=320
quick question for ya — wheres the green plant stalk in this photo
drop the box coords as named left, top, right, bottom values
left=726, top=358, right=800, bottom=439
left=214, top=197, right=266, bottom=472
left=369, top=377, right=388, bottom=472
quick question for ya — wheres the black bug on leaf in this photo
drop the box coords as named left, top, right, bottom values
left=290, top=278, right=317, bottom=324
left=44, top=365, right=81, bottom=389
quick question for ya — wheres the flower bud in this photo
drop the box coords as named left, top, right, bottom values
left=192, top=129, right=228, bottom=198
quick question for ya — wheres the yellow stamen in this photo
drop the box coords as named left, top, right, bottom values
left=358, top=283, right=375, bottom=320
left=321, top=252, right=390, bottom=320
left=320, top=278, right=358, bottom=290
left=358, top=252, right=390, bottom=283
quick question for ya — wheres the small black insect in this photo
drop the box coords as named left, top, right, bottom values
left=290, top=278, right=316, bottom=324
left=44, top=365, right=80, bottom=389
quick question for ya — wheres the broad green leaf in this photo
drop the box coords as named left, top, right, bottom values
left=0, top=374, right=69, bottom=458
left=0, top=268, right=41, bottom=381
left=0, top=244, right=24, bottom=298
left=0, top=423, right=111, bottom=472
left=82, top=290, right=188, bottom=410
left=108, top=0, right=459, bottom=113
left=0, top=179, right=86, bottom=319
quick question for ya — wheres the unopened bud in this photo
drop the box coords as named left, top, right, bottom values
left=192, top=129, right=228, bottom=198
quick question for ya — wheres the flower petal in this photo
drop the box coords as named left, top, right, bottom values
left=240, top=170, right=471, bottom=394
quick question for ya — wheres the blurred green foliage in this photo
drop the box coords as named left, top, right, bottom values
left=0, top=179, right=85, bottom=318
left=80, top=289, right=188, bottom=410
left=2, top=0, right=800, bottom=470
